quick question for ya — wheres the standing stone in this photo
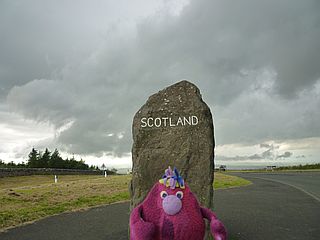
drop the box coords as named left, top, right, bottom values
left=130, top=80, right=215, bottom=215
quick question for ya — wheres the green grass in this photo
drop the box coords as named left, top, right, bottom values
left=0, top=173, right=250, bottom=230
left=214, top=172, right=251, bottom=189
left=0, top=175, right=130, bottom=230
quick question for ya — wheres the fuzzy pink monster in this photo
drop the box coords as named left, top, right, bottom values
left=130, top=167, right=227, bottom=240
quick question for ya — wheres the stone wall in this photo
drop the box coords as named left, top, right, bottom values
left=0, top=168, right=103, bottom=178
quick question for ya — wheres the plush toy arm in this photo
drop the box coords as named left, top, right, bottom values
left=130, top=205, right=155, bottom=240
left=200, top=206, right=227, bottom=240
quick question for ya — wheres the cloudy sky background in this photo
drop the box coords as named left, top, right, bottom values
left=1, top=0, right=319, bottom=169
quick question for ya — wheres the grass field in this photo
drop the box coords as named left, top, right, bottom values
left=0, top=173, right=250, bottom=230
left=214, top=172, right=251, bottom=189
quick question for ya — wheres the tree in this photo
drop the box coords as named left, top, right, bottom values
left=0, top=160, right=6, bottom=168
left=26, top=147, right=91, bottom=170
left=0, top=160, right=26, bottom=168
left=27, top=148, right=39, bottom=168
left=49, top=149, right=64, bottom=168
left=38, top=148, right=51, bottom=168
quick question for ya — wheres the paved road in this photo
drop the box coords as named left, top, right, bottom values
left=220, top=172, right=320, bottom=239
left=230, top=171, right=320, bottom=201
left=1, top=202, right=130, bottom=240
left=1, top=172, right=319, bottom=240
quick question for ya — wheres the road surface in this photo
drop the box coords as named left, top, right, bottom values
left=230, top=171, right=320, bottom=201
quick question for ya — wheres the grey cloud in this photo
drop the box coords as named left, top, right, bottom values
left=214, top=82, right=320, bottom=144
left=216, top=150, right=293, bottom=162
left=135, top=0, right=320, bottom=99
left=215, top=153, right=260, bottom=162
left=216, top=153, right=263, bottom=162
left=260, top=143, right=272, bottom=148
left=261, top=149, right=272, bottom=159
left=3, top=0, right=320, bottom=157
left=0, top=0, right=163, bottom=98
left=216, top=143, right=293, bottom=161
left=7, top=80, right=74, bottom=127
left=215, top=155, right=243, bottom=161
left=248, top=154, right=263, bottom=160
left=277, top=151, right=293, bottom=159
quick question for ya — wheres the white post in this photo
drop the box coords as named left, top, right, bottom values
left=54, top=175, right=58, bottom=183
left=104, top=171, right=107, bottom=178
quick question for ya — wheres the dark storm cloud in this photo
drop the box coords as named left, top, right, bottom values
left=0, top=0, right=78, bottom=97
left=0, top=0, right=161, bottom=98
left=134, top=0, right=320, bottom=99
left=3, top=0, right=320, bottom=157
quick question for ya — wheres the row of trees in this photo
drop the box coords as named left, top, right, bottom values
left=276, top=163, right=320, bottom=170
left=0, top=160, right=26, bottom=168
left=0, top=148, right=98, bottom=170
left=28, top=148, right=94, bottom=170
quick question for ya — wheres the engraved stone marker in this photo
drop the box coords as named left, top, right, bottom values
left=130, top=80, right=215, bottom=213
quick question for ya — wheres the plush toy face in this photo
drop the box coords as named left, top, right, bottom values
left=161, top=188, right=183, bottom=215
left=149, top=182, right=190, bottom=216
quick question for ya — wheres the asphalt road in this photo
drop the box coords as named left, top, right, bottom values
left=230, top=171, right=320, bottom=201
left=220, top=171, right=320, bottom=239
left=1, top=172, right=319, bottom=240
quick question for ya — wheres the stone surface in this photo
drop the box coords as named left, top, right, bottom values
left=130, top=80, right=215, bottom=212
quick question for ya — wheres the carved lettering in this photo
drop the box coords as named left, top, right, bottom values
left=140, top=116, right=199, bottom=128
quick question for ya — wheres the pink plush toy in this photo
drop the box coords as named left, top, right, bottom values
left=130, top=167, right=227, bottom=240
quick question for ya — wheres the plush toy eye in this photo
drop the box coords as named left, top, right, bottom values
left=160, top=191, right=168, bottom=199
left=176, top=191, right=183, bottom=199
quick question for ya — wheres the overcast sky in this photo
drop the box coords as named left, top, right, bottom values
left=0, top=0, right=319, bottom=169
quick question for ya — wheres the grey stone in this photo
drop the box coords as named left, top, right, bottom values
left=130, top=80, right=215, bottom=212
